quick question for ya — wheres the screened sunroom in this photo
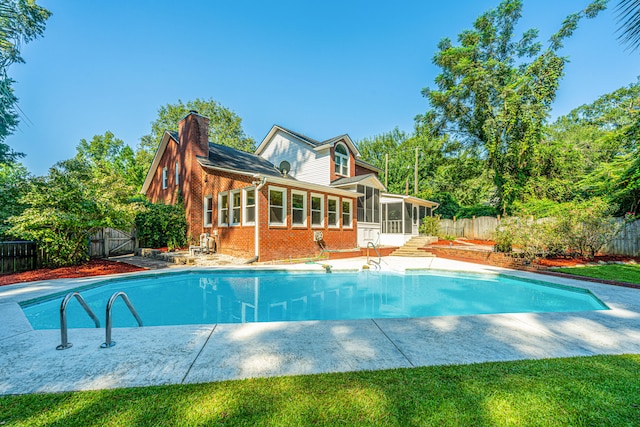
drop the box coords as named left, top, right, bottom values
left=379, top=194, right=439, bottom=247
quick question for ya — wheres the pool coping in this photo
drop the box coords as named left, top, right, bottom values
left=1, top=256, right=639, bottom=396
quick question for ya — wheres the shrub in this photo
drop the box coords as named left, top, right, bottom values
left=419, top=216, right=440, bottom=236
left=495, top=198, right=621, bottom=260
left=558, top=199, right=621, bottom=258
left=135, top=200, right=187, bottom=250
left=455, top=204, right=499, bottom=219
left=493, top=217, right=516, bottom=253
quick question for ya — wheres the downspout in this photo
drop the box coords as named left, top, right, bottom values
left=249, top=176, right=267, bottom=263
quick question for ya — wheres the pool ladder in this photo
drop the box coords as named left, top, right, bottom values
left=56, top=291, right=143, bottom=350
left=367, top=241, right=381, bottom=267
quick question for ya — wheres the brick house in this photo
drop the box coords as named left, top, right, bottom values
left=141, top=111, right=437, bottom=261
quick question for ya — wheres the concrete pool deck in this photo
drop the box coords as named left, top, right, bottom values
left=1, top=256, right=639, bottom=396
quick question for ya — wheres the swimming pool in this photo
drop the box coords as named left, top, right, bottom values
left=21, top=269, right=608, bottom=329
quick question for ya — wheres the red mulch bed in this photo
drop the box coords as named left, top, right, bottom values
left=535, top=255, right=640, bottom=268
left=430, top=239, right=497, bottom=246
left=429, top=239, right=640, bottom=268
left=0, top=259, right=146, bottom=287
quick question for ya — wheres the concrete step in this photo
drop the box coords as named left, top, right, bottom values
left=389, top=251, right=435, bottom=257
left=388, top=236, right=437, bottom=257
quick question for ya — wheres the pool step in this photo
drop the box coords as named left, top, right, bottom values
left=389, top=236, right=437, bottom=257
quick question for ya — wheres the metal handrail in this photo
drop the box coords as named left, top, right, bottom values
left=367, top=241, right=381, bottom=266
left=56, top=292, right=100, bottom=350
left=101, top=291, right=143, bottom=348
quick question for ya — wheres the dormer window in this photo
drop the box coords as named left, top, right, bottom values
left=334, top=143, right=349, bottom=176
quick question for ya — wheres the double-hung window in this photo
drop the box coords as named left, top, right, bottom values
left=334, top=143, right=349, bottom=176
left=269, top=186, right=286, bottom=226
left=342, top=199, right=352, bottom=228
left=219, top=192, right=229, bottom=226
left=162, top=167, right=168, bottom=189
left=327, top=196, right=339, bottom=228
left=311, top=194, right=324, bottom=227
left=243, top=188, right=256, bottom=225
left=230, top=190, right=241, bottom=226
left=175, top=162, right=179, bottom=185
left=291, top=190, right=307, bottom=227
left=204, top=196, right=213, bottom=226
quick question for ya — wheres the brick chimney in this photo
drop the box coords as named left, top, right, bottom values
left=178, top=110, right=210, bottom=157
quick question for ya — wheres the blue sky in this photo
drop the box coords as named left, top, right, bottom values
left=7, top=0, right=640, bottom=176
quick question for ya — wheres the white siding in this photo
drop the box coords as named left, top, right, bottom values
left=296, top=151, right=330, bottom=185
left=357, top=224, right=380, bottom=247
left=258, top=130, right=330, bottom=185
left=378, top=233, right=413, bottom=247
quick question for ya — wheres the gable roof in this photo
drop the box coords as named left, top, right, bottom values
left=140, top=130, right=179, bottom=194
left=255, top=125, right=360, bottom=157
left=331, top=173, right=387, bottom=191
left=198, top=142, right=285, bottom=178
left=381, top=193, right=439, bottom=209
left=354, top=158, right=382, bottom=173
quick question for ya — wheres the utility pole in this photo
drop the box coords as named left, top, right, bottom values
left=385, top=153, right=388, bottom=188
left=414, top=147, right=418, bottom=195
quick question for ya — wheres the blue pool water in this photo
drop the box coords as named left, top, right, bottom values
left=21, top=270, right=608, bottom=329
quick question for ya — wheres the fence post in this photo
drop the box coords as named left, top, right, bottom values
left=472, top=216, right=476, bottom=239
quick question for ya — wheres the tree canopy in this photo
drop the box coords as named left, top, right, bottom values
left=421, top=0, right=606, bottom=214
left=134, top=98, right=256, bottom=189
left=0, top=0, right=51, bottom=163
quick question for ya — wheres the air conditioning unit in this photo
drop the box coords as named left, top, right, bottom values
left=314, top=231, right=323, bottom=241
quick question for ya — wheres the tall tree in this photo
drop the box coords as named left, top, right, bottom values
left=76, top=131, right=145, bottom=190
left=422, top=0, right=606, bottom=213
left=9, top=157, right=141, bottom=267
left=0, top=160, right=30, bottom=239
left=544, top=79, right=640, bottom=213
left=0, top=0, right=51, bottom=163
left=136, top=98, right=255, bottom=187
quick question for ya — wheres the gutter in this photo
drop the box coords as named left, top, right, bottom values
left=253, top=176, right=268, bottom=260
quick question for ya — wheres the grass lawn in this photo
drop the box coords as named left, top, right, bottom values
left=550, top=263, right=640, bottom=285
left=1, top=355, right=639, bottom=426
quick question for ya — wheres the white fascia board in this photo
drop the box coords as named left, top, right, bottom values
left=256, top=125, right=318, bottom=155
left=140, top=131, right=177, bottom=194
left=314, top=135, right=360, bottom=157
left=255, top=125, right=279, bottom=155
left=381, top=192, right=439, bottom=208
left=332, top=175, right=386, bottom=191
left=197, top=163, right=361, bottom=198
left=266, top=175, right=363, bottom=198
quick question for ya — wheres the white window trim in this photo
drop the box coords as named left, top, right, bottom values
left=230, top=189, right=241, bottom=226
left=204, top=195, right=213, bottom=227
left=334, top=142, right=349, bottom=177
left=342, top=199, right=353, bottom=229
left=310, top=193, right=324, bottom=228
left=291, top=190, right=307, bottom=227
left=162, top=167, right=168, bottom=189
left=218, top=192, right=229, bottom=226
left=327, top=196, right=340, bottom=228
left=268, top=186, right=287, bottom=226
left=242, top=187, right=256, bottom=226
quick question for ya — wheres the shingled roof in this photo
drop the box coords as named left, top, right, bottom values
left=197, top=142, right=286, bottom=178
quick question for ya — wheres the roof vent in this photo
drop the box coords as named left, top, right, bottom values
left=279, top=160, right=291, bottom=177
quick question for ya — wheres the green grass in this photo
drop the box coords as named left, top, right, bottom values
left=550, top=263, right=640, bottom=285
left=1, top=355, right=639, bottom=426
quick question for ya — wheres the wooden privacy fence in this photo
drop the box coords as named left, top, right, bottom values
left=0, top=241, right=39, bottom=274
left=605, top=218, right=640, bottom=256
left=89, top=228, right=137, bottom=258
left=437, top=216, right=640, bottom=256
left=438, top=216, right=499, bottom=240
